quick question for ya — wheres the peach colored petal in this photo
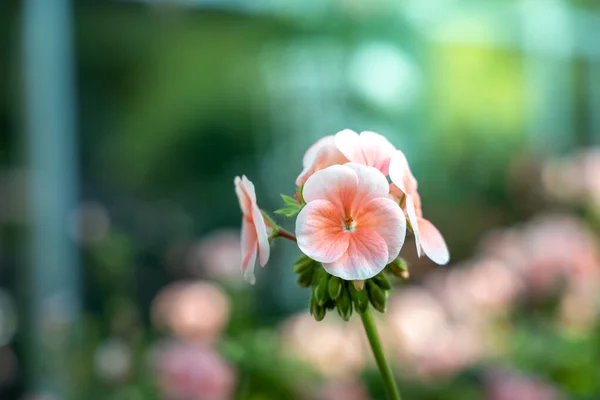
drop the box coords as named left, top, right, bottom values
left=405, top=196, right=422, bottom=257
left=302, top=165, right=358, bottom=215
left=388, top=150, right=415, bottom=194
left=252, top=205, right=270, bottom=267
left=344, top=163, right=390, bottom=209
left=240, top=219, right=258, bottom=284
left=234, top=176, right=252, bottom=215
left=417, top=218, right=450, bottom=265
left=335, top=130, right=395, bottom=175
left=296, top=144, right=349, bottom=187
left=324, top=228, right=389, bottom=280
left=356, top=131, right=396, bottom=175
left=355, top=198, right=406, bottom=263
left=302, top=136, right=335, bottom=168
left=296, top=200, right=350, bottom=263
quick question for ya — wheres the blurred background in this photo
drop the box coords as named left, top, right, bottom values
left=2, top=0, right=600, bottom=399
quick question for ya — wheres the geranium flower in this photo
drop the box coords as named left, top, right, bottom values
left=389, top=151, right=450, bottom=265
left=296, top=163, right=406, bottom=280
left=234, top=176, right=270, bottom=284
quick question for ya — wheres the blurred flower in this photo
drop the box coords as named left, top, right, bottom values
left=151, top=281, right=230, bottom=344
left=296, top=163, right=405, bottom=280
left=280, top=313, right=366, bottom=378
left=319, top=378, right=370, bottom=400
left=69, top=202, right=110, bottom=246
left=480, top=215, right=600, bottom=299
left=386, top=288, right=486, bottom=379
left=151, top=340, right=236, bottom=400
left=188, top=229, right=242, bottom=282
left=485, top=369, right=562, bottom=400
left=93, top=338, right=131, bottom=384
left=234, top=175, right=270, bottom=284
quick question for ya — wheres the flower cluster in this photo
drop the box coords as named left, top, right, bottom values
left=234, top=129, right=449, bottom=319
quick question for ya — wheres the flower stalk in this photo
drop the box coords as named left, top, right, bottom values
left=360, top=309, right=402, bottom=400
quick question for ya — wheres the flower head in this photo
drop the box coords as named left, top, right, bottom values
left=296, top=163, right=406, bottom=280
left=389, top=150, right=450, bottom=265
left=234, top=176, right=270, bottom=284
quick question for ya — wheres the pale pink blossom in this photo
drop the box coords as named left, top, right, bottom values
left=296, top=163, right=406, bottom=280
left=334, top=129, right=396, bottom=175
left=151, top=340, right=237, bottom=400
left=234, top=175, right=270, bottom=284
left=296, top=136, right=349, bottom=187
left=389, top=150, right=450, bottom=265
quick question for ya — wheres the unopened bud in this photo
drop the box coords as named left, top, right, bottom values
left=387, top=258, right=409, bottom=279
left=297, top=269, right=314, bottom=288
left=367, top=280, right=388, bottom=313
left=328, top=276, right=343, bottom=300
left=336, top=286, right=353, bottom=321
left=310, top=296, right=326, bottom=322
left=314, top=273, right=331, bottom=306
left=352, top=280, right=365, bottom=291
left=348, top=282, right=369, bottom=313
left=372, top=273, right=392, bottom=291
left=293, top=256, right=316, bottom=274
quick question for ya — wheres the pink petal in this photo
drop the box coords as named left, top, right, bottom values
left=417, top=218, right=450, bottom=265
left=405, top=196, right=422, bottom=257
left=356, top=131, right=396, bottom=175
left=252, top=205, right=270, bottom=267
left=296, top=144, right=348, bottom=187
left=302, top=136, right=335, bottom=168
left=234, top=175, right=257, bottom=215
left=334, top=129, right=364, bottom=164
left=388, top=150, right=413, bottom=194
left=355, top=197, right=406, bottom=263
left=323, top=228, right=389, bottom=280
left=302, top=165, right=358, bottom=215
left=344, top=163, right=390, bottom=210
left=296, top=200, right=350, bottom=263
left=240, top=219, right=258, bottom=284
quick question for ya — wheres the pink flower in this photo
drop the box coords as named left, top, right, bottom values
left=389, top=150, right=450, bottom=265
left=234, top=176, right=270, bottom=284
left=334, top=129, right=396, bottom=175
left=295, top=163, right=406, bottom=280
left=296, top=136, right=348, bottom=187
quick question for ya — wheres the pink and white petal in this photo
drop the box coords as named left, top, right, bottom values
left=418, top=218, right=450, bottom=265
left=355, top=197, right=406, bottom=263
left=302, top=165, right=358, bottom=214
left=302, top=135, right=335, bottom=168
left=296, top=145, right=348, bottom=187
left=252, top=205, right=270, bottom=267
left=344, top=163, right=390, bottom=209
left=358, top=131, right=396, bottom=174
left=240, top=219, right=258, bottom=284
left=388, top=150, right=412, bottom=194
left=335, top=129, right=366, bottom=165
left=323, top=228, right=389, bottom=280
left=296, top=200, right=350, bottom=263
left=241, top=175, right=258, bottom=203
left=405, top=196, right=422, bottom=257
left=234, top=176, right=252, bottom=215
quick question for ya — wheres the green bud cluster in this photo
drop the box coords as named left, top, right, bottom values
left=293, top=255, right=403, bottom=322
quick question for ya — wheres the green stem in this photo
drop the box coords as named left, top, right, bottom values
left=360, top=310, right=402, bottom=400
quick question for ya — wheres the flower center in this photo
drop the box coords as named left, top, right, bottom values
left=343, top=216, right=356, bottom=232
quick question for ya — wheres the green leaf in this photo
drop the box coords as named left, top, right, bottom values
left=274, top=193, right=304, bottom=217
